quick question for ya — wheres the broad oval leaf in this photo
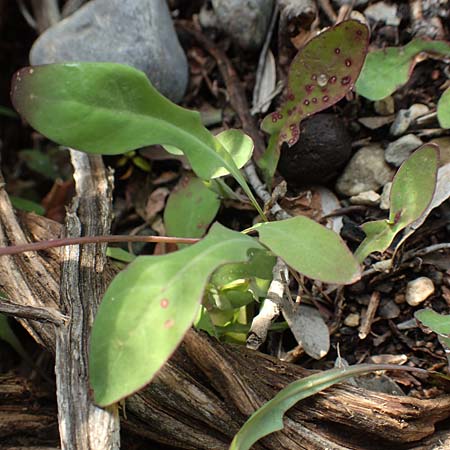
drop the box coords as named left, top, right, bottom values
left=356, top=39, right=450, bottom=100
left=250, top=216, right=361, bottom=284
left=258, top=19, right=369, bottom=181
left=164, top=175, right=220, bottom=240
left=89, top=223, right=264, bottom=406
left=11, top=63, right=263, bottom=217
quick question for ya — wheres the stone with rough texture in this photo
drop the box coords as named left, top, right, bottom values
left=335, top=145, right=395, bottom=197
left=385, top=134, right=423, bottom=167
left=406, top=277, right=435, bottom=306
left=212, top=0, right=274, bottom=50
left=30, top=0, right=188, bottom=103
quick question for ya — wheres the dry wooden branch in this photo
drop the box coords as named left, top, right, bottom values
left=54, top=151, right=120, bottom=449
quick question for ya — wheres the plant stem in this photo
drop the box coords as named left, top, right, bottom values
left=0, top=234, right=200, bottom=256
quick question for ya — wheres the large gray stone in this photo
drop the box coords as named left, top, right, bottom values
left=212, top=0, right=274, bottom=50
left=336, top=145, right=395, bottom=197
left=30, top=0, right=188, bottom=103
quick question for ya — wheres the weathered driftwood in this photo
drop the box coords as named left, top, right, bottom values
left=1, top=168, right=450, bottom=449
left=54, top=152, right=120, bottom=449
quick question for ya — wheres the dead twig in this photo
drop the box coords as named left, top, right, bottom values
left=359, top=291, right=381, bottom=340
left=0, top=298, right=67, bottom=324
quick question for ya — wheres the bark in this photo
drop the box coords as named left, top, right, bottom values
left=54, top=152, right=120, bottom=449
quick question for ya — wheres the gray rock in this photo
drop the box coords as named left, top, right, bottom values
left=364, top=1, right=400, bottom=26
left=406, top=277, right=435, bottom=306
left=212, top=0, right=274, bottom=50
left=336, top=145, right=395, bottom=196
left=385, top=134, right=423, bottom=167
left=30, top=0, right=188, bottom=103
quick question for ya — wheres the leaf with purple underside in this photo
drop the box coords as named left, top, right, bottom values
left=259, top=19, right=369, bottom=183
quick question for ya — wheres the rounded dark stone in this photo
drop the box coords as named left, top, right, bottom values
left=277, top=113, right=352, bottom=186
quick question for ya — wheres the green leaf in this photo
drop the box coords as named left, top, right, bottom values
left=213, top=129, right=254, bottom=178
left=11, top=63, right=264, bottom=217
left=106, top=247, right=136, bottom=263
left=259, top=19, right=369, bottom=182
left=415, top=309, right=450, bottom=335
left=356, top=39, right=450, bottom=100
left=89, top=223, right=265, bottom=406
left=388, top=144, right=438, bottom=226
left=164, top=175, right=221, bottom=240
left=210, top=249, right=275, bottom=288
left=355, top=144, right=439, bottom=262
left=437, top=87, right=450, bottom=129
left=164, top=129, right=253, bottom=178
left=250, top=216, right=361, bottom=284
left=9, top=196, right=45, bottom=215
left=354, top=219, right=393, bottom=263
left=230, top=364, right=420, bottom=450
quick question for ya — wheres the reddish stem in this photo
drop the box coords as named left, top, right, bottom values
left=0, top=234, right=200, bottom=256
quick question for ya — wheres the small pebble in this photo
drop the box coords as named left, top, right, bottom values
left=374, top=96, right=395, bottom=115
left=397, top=318, right=418, bottom=330
left=364, top=1, right=400, bottom=26
left=344, top=313, right=360, bottom=327
left=380, top=182, right=392, bottom=210
left=379, top=299, right=400, bottom=319
left=335, top=145, right=395, bottom=196
left=385, top=134, right=423, bottom=167
left=349, top=190, right=380, bottom=206
left=390, top=104, right=430, bottom=136
left=405, top=277, right=435, bottom=306
left=409, top=103, right=430, bottom=120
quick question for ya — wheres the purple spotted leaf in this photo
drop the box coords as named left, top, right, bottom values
left=259, top=19, right=369, bottom=182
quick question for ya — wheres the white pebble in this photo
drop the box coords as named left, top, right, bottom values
left=406, top=277, right=435, bottom=306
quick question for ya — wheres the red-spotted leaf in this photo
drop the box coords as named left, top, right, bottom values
left=89, top=223, right=265, bottom=406
left=259, top=19, right=369, bottom=181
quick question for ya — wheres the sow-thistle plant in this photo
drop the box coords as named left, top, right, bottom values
left=7, top=18, right=442, bottom=449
